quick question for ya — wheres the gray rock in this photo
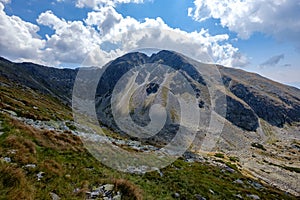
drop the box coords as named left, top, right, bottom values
left=226, top=78, right=300, bottom=128
left=235, top=194, right=243, bottom=199
left=172, top=192, right=180, bottom=198
left=3, top=157, right=11, bottom=163
left=252, top=182, right=263, bottom=189
left=4, top=110, right=17, bottom=116
left=183, top=152, right=204, bottom=163
left=247, top=194, right=260, bottom=200
left=113, top=194, right=122, bottom=200
left=7, top=149, right=16, bottom=154
left=104, top=190, right=113, bottom=197
left=24, top=164, right=36, bottom=168
left=195, top=194, right=206, bottom=200
left=292, top=144, right=300, bottom=151
left=87, top=184, right=116, bottom=199
left=225, top=166, right=235, bottom=173
left=101, top=184, right=115, bottom=191
left=73, top=188, right=80, bottom=193
left=50, top=192, right=61, bottom=200
left=234, top=179, right=244, bottom=184
left=216, top=95, right=259, bottom=131
left=37, top=172, right=45, bottom=181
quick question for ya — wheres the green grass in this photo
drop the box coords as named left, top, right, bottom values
left=229, top=156, right=240, bottom=162
left=251, top=143, right=267, bottom=151
left=0, top=113, right=297, bottom=200
left=0, top=80, right=72, bottom=121
left=0, top=82, right=297, bottom=200
left=264, top=159, right=300, bottom=174
left=214, top=153, right=225, bottom=158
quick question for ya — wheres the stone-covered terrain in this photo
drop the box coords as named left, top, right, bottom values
left=0, top=50, right=299, bottom=198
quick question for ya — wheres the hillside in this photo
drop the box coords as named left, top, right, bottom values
left=0, top=51, right=300, bottom=199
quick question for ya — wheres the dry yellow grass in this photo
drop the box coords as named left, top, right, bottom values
left=113, top=178, right=143, bottom=200
left=0, top=163, right=35, bottom=200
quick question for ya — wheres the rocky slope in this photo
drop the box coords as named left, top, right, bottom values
left=2, top=51, right=299, bottom=132
left=0, top=50, right=300, bottom=196
left=1, top=73, right=297, bottom=200
left=0, top=57, right=77, bottom=104
left=1, top=51, right=300, bottom=131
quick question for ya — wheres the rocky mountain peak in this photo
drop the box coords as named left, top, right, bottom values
left=1, top=51, right=300, bottom=133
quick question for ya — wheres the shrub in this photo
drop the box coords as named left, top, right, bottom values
left=114, top=179, right=143, bottom=200
left=229, top=156, right=239, bottom=162
left=251, top=143, right=266, bottom=151
left=214, top=153, right=225, bottom=158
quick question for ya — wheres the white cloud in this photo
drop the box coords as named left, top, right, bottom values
left=188, top=0, right=300, bottom=49
left=0, top=2, right=245, bottom=68
left=37, top=10, right=103, bottom=65
left=85, top=6, right=122, bottom=34
left=82, top=6, right=240, bottom=67
left=0, top=3, right=45, bottom=62
left=84, top=12, right=241, bottom=67
left=0, top=0, right=10, bottom=4
left=76, top=0, right=145, bottom=9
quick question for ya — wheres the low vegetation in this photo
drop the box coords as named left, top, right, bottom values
left=251, top=142, right=267, bottom=151
left=214, top=153, right=225, bottom=158
left=229, top=156, right=240, bottom=162
left=0, top=80, right=297, bottom=199
left=263, top=159, right=300, bottom=174
left=0, top=113, right=297, bottom=199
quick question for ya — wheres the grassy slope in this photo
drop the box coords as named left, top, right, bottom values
left=0, top=80, right=297, bottom=200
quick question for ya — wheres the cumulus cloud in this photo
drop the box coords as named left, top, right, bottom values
left=76, top=0, right=145, bottom=9
left=0, top=3, right=45, bottom=62
left=82, top=9, right=240, bottom=67
left=85, top=6, right=122, bottom=34
left=188, top=0, right=300, bottom=50
left=260, top=54, right=284, bottom=67
left=37, top=10, right=103, bottom=65
left=0, top=2, right=246, bottom=68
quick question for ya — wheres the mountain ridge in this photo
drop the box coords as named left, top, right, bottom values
left=1, top=51, right=300, bottom=131
left=1, top=51, right=300, bottom=196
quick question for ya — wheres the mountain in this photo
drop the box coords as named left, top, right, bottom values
left=0, top=57, right=77, bottom=104
left=0, top=50, right=300, bottom=198
left=2, top=51, right=299, bottom=132
left=93, top=50, right=300, bottom=134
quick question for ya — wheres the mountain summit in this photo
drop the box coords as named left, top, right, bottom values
left=1, top=51, right=300, bottom=135
left=91, top=50, right=300, bottom=131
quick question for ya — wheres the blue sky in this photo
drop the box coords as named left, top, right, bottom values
left=0, top=0, right=299, bottom=88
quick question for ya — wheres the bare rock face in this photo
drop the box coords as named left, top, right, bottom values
left=92, top=51, right=300, bottom=137
left=217, top=95, right=259, bottom=131
left=220, top=67, right=300, bottom=128
left=1, top=50, right=300, bottom=136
